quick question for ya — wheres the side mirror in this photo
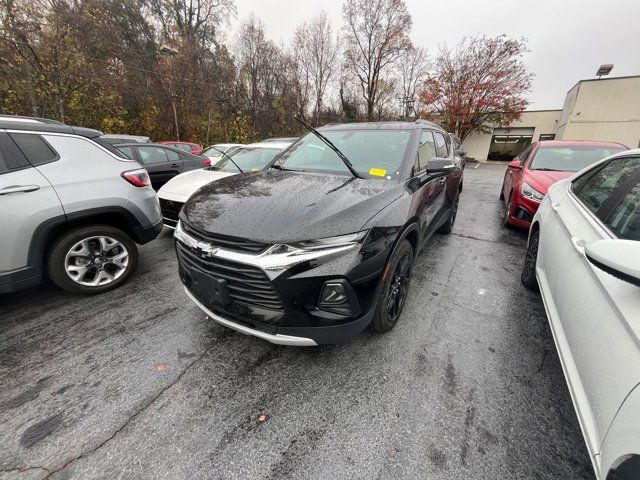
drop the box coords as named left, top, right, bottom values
left=585, top=239, right=640, bottom=287
left=508, top=160, right=522, bottom=169
left=427, top=158, right=455, bottom=174
left=454, top=149, right=466, bottom=157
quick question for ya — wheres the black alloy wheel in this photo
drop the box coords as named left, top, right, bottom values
left=371, top=239, right=414, bottom=332
left=521, top=230, right=539, bottom=290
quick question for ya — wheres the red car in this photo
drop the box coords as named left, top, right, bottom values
left=500, top=140, right=626, bottom=229
left=159, top=141, right=204, bottom=156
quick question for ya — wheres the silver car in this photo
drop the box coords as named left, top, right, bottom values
left=521, top=149, right=640, bottom=479
left=0, top=116, right=162, bottom=294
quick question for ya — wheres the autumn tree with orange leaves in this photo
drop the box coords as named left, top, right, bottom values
left=419, top=35, right=533, bottom=142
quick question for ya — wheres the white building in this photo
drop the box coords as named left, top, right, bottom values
left=462, top=75, right=640, bottom=161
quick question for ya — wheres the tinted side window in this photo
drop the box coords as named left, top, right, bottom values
left=519, top=144, right=534, bottom=165
left=606, top=182, right=640, bottom=240
left=0, top=132, right=31, bottom=173
left=166, top=149, right=180, bottom=161
left=417, top=130, right=436, bottom=171
left=433, top=132, right=448, bottom=157
left=117, top=146, right=134, bottom=159
left=573, top=157, right=640, bottom=215
left=138, top=146, right=169, bottom=165
left=10, top=133, right=58, bottom=166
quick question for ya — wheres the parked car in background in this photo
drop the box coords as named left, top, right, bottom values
left=116, top=143, right=208, bottom=190
left=100, top=134, right=151, bottom=145
left=500, top=140, right=626, bottom=228
left=521, top=149, right=640, bottom=480
left=174, top=120, right=462, bottom=346
left=202, top=143, right=243, bottom=164
left=158, top=140, right=293, bottom=228
left=160, top=140, right=203, bottom=156
left=0, top=116, right=162, bottom=295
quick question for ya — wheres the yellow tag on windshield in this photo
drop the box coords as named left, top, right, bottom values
left=369, top=168, right=387, bottom=177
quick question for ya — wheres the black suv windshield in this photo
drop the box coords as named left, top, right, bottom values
left=274, top=129, right=411, bottom=179
left=529, top=146, right=625, bottom=172
left=210, top=147, right=281, bottom=172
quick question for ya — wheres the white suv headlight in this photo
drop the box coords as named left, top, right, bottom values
left=521, top=182, right=544, bottom=203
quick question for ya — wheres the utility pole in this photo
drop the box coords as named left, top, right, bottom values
left=171, top=94, right=180, bottom=140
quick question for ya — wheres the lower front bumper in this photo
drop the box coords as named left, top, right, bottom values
left=184, top=287, right=375, bottom=346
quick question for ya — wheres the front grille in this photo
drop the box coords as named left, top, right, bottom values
left=176, top=241, right=284, bottom=312
left=159, top=199, right=183, bottom=228
left=182, top=223, right=269, bottom=254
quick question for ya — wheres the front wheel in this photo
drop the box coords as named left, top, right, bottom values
left=47, top=225, right=139, bottom=294
left=371, top=239, right=414, bottom=333
left=521, top=230, right=539, bottom=290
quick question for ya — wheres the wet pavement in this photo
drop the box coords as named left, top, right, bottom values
left=0, top=164, right=594, bottom=479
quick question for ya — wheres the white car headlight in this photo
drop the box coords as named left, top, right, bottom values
left=521, top=182, right=545, bottom=203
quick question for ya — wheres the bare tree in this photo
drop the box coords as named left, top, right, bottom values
left=396, top=46, right=429, bottom=119
left=343, top=0, right=412, bottom=120
left=292, top=11, right=339, bottom=125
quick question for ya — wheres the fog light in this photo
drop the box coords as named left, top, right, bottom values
left=318, top=280, right=360, bottom=316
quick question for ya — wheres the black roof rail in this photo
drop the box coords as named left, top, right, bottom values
left=0, top=114, right=102, bottom=138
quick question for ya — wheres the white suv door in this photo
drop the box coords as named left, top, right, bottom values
left=536, top=155, right=640, bottom=457
left=0, top=131, right=64, bottom=274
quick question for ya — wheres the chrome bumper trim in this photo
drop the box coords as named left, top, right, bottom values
left=174, top=220, right=358, bottom=280
left=184, top=287, right=318, bottom=347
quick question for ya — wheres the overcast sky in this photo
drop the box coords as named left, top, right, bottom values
left=232, top=0, right=640, bottom=110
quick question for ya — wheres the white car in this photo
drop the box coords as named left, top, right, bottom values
left=158, top=140, right=294, bottom=228
left=202, top=143, right=243, bottom=163
left=521, top=149, right=640, bottom=480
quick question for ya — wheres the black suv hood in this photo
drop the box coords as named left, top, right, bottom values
left=181, top=170, right=403, bottom=243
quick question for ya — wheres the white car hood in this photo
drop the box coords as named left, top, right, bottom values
left=158, top=169, right=237, bottom=203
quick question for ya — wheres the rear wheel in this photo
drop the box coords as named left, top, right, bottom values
left=47, top=225, right=138, bottom=294
left=437, top=193, right=459, bottom=234
left=521, top=230, right=539, bottom=290
left=371, top=240, right=414, bottom=333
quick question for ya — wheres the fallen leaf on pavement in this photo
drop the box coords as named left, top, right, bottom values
left=156, top=364, right=166, bottom=372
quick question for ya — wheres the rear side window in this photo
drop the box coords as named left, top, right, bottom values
left=117, top=146, right=134, bottom=159
left=10, top=133, right=58, bottom=166
left=573, top=157, right=640, bottom=217
left=433, top=132, right=449, bottom=158
left=0, top=132, right=31, bottom=174
left=166, top=149, right=180, bottom=161
left=606, top=182, right=640, bottom=240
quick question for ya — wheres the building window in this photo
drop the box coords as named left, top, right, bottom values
left=539, top=134, right=556, bottom=141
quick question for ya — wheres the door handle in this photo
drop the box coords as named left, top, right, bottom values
left=171, top=163, right=180, bottom=168
left=0, top=185, right=40, bottom=195
left=550, top=202, right=560, bottom=212
left=571, top=236, right=585, bottom=254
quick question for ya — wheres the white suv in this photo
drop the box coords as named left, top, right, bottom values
left=0, top=116, right=163, bottom=294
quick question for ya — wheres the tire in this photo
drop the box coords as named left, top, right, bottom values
left=437, top=192, right=459, bottom=234
left=521, top=230, right=539, bottom=290
left=47, top=225, right=139, bottom=294
left=371, top=239, right=414, bottom=333
left=503, top=194, right=514, bottom=229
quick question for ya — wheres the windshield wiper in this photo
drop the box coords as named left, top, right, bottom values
left=294, top=116, right=363, bottom=179
left=206, top=146, right=244, bottom=174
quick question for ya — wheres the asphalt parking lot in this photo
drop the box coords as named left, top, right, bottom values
left=0, top=164, right=594, bottom=480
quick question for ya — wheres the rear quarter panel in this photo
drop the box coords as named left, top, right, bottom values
left=38, top=134, right=136, bottom=214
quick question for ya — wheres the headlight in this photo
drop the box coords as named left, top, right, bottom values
left=521, top=182, right=544, bottom=203
left=291, top=231, right=369, bottom=251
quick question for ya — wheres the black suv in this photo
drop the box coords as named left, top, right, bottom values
left=174, top=120, right=463, bottom=345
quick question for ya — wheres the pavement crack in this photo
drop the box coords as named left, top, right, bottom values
left=43, top=347, right=213, bottom=479
left=450, top=232, right=523, bottom=248
left=1, top=466, right=50, bottom=475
